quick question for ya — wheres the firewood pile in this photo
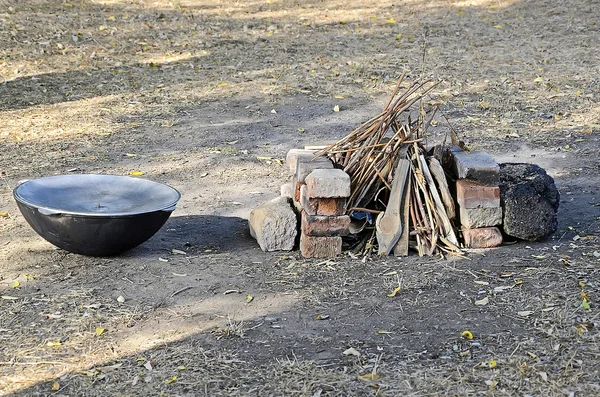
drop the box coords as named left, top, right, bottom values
left=316, top=74, right=461, bottom=257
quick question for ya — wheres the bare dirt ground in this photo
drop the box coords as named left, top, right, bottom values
left=1, top=0, right=600, bottom=395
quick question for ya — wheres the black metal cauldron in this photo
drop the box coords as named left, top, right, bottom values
left=13, top=174, right=180, bottom=256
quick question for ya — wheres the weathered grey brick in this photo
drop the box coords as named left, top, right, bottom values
left=459, top=206, right=502, bottom=228
left=305, top=169, right=351, bottom=198
left=295, top=156, right=334, bottom=183
left=450, top=149, right=500, bottom=186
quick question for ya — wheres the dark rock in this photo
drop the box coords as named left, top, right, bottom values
left=499, top=163, right=560, bottom=241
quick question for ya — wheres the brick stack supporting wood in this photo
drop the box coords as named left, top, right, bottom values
left=282, top=148, right=352, bottom=258
left=450, top=148, right=503, bottom=248
left=299, top=169, right=351, bottom=258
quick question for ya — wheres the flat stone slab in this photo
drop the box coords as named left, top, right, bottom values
left=248, top=197, right=298, bottom=251
left=450, top=148, right=500, bottom=186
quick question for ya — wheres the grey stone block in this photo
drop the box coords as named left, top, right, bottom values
left=248, top=197, right=298, bottom=251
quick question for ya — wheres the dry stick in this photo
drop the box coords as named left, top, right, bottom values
left=348, top=113, right=420, bottom=206
left=418, top=154, right=459, bottom=246
left=411, top=174, right=430, bottom=253
left=342, top=78, right=432, bottom=171
left=383, top=72, right=407, bottom=110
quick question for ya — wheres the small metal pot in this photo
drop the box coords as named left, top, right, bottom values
left=13, top=174, right=181, bottom=256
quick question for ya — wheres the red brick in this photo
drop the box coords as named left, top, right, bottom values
left=300, top=185, right=346, bottom=216
left=456, top=179, right=500, bottom=209
left=301, top=212, right=350, bottom=236
left=462, top=227, right=503, bottom=248
left=299, top=234, right=342, bottom=258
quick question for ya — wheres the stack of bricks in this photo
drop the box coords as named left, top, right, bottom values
left=450, top=148, right=503, bottom=248
left=284, top=148, right=351, bottom=258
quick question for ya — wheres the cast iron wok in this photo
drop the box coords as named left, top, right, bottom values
left=13, top=174, right=180, bottom=256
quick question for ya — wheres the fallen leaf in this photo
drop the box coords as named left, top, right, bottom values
left=297, top=128, right=305, bottom=133
left=486, top=379, right=498, bottom=390
left=385, top=18, right=396, bottom=24
left=125, top=153, right=137, bottom=157
left=1, top=296, right=18, bottom=300
left=514, top=279, right=523, bottom=285
left=158, top=257, right=169, bottom=262
left=493, top=25, right=503, bottom=29
left=246, top=294, right=253, bottom=303
left=95, top=327, right=106, bottom=335
left=333, top=105, right=340, bottom=112
left=46, top=341, right=62, bottom=347
left=527, top=351, right=538, bottom=359
left=581, top=291, right=591, bottom=302
left=343, top=347, right=360, bottom=357
left=531, top=254, right=546, bottom=259
left=538, top=371, right=548, bottom=382
left=334, top=95, right=344, bottom=99
left=51, top=381, right=60, bottom=391
left=165, top=375, right=177, bottom=385
left=172, top=249, right=187, bottom=255
left=387, top=286, right=401, bottom=297
left=117, top=295, right=125, bottom=303
left=12, top=281, right=20, bottom=288
left=24, top=274, right=34, bottom=281
left=475, top=297, right=489, bottom=306
left=582, top=300, right=591, bottom=310
left=518, top=310, right=534, bottom=317
left=129, top=171, right=143, bottom=176
left=461, top=330, right=473, bottom=340
left=378, top=330, right=393, bottom=334
left=534, top=77, right=543, bottom=84
left=489, top=359, right=497, bottom=369
left=316, top=314, right=330, bottom=320
left=0, top=212, right=8, bottom=217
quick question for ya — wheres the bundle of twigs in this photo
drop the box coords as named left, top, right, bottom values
left=317, top=74, right=461, bottom=256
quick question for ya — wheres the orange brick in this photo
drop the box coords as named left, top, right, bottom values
left=300, top=185, right=346, bottom=216
left=456, top=179, right=500, bottom=209
left=462, top=227, right=503, bottom=248
left=300, top=234, right=342, bottom=258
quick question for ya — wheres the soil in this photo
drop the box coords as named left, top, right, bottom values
left=1, top=0, right=599, bottom=395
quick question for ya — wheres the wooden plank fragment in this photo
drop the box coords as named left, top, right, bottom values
left=393, top=176, right=412, bottom=257
left=427, top=157, right=455, bottom=220
left=419, top=154, right=459, bottom=246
